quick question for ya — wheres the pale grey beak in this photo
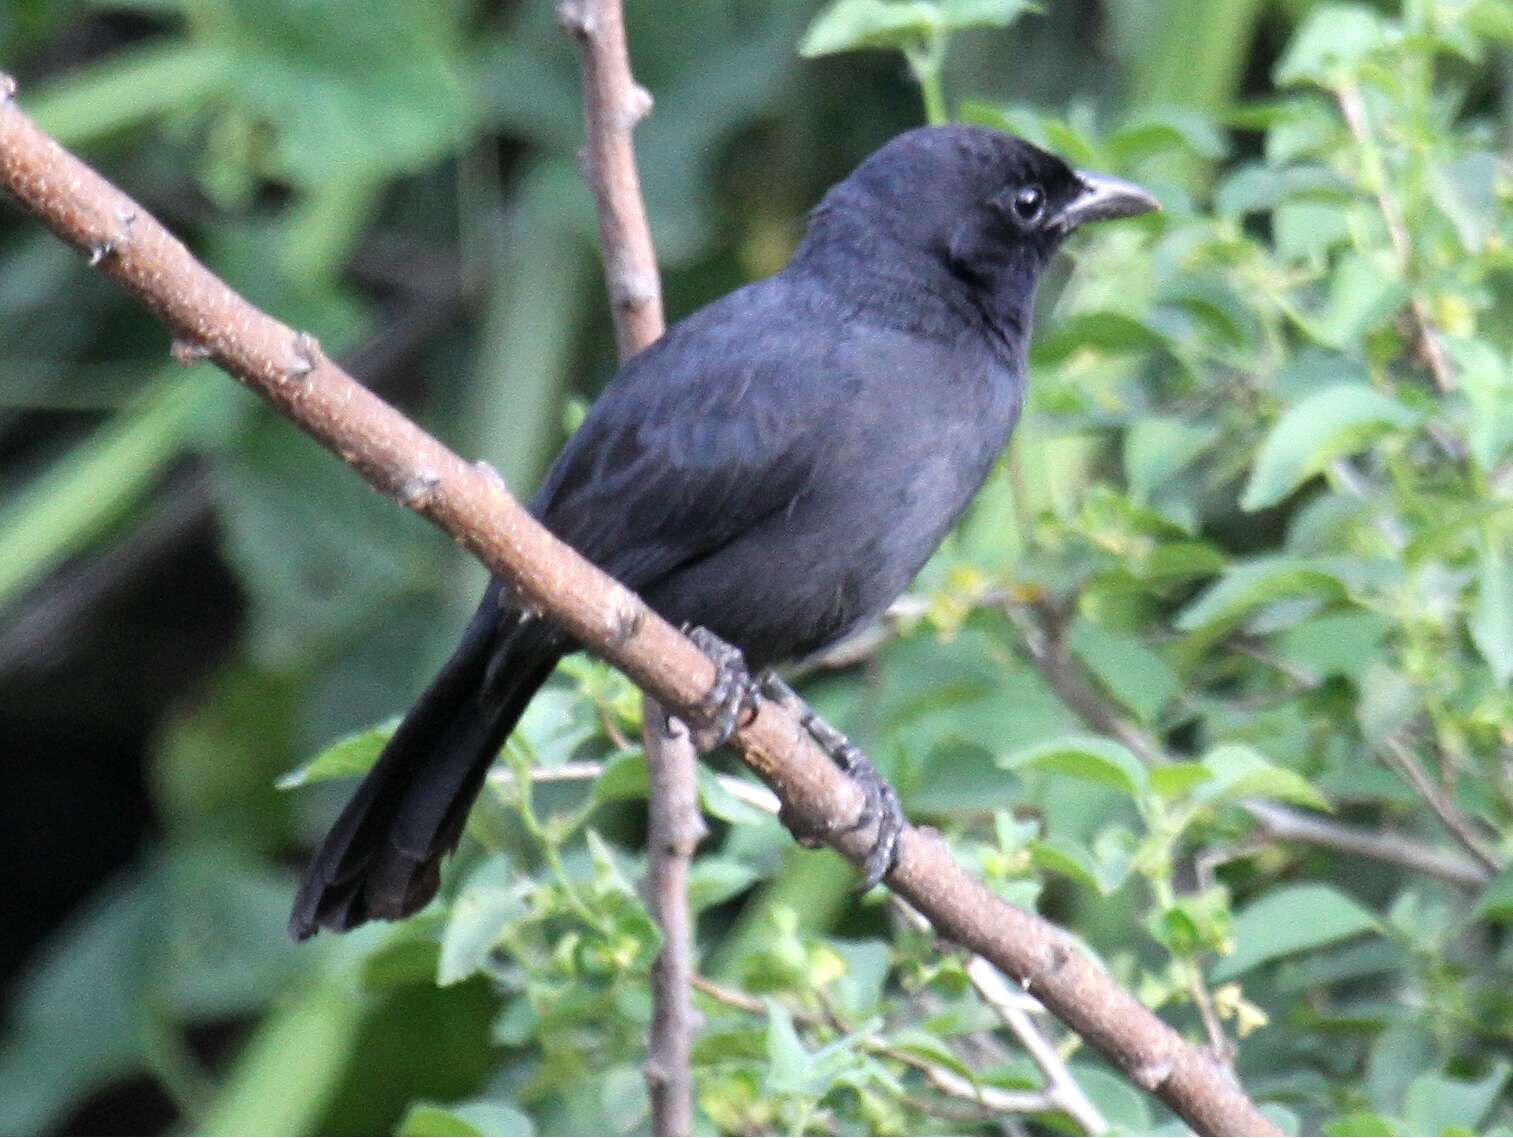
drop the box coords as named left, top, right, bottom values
left=1053, top=170, right=1160, bottom=231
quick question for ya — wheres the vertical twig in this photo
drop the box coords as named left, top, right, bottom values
left=1336, top=81, right=1455, bottom=393
left=558, top=0, right=663, bottom=358
left=558, top=2, right=702, bottom=1132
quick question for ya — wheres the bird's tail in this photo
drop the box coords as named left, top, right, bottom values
left=289, top=584, right=565, bottom=940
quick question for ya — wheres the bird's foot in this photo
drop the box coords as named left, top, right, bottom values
left=685, top=626, right=761, bottom=749
left=760, top=672, right=905, bottom=889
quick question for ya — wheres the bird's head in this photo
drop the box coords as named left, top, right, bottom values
left=797, top=126, right=1157, bottom=335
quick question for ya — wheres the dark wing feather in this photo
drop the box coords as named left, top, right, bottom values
left=531, top=278, right=841, bottom=588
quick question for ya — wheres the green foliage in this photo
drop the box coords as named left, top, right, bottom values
left=5, top=0, right=1513, bottom=1134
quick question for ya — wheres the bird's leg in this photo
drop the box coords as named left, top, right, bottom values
left=759, top=672, right=905, bottom=890
left=685, top=626, right=762, bottom=748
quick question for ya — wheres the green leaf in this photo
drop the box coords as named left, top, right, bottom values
left=1030, top=837, right=1102, bottom=891
left=1451, top=339, right=1513, bottom=471
left=799, top=0, right=940, bottom=56
left=697, top=769, right=776, bottom=826
left=0, top=371, right=216, bottom=611
left=1469, top=539, right=1513, bottom=688
left=1325, top=1112, right=1400, bottom=1137
left=939, top=0, right=1040, bottom=31
left=1068, top=619, right=1179, bottom=725
left=1107, top=109, right=1228, bottom=163
left=1002, top=736, right=1148, bottom=798
left=1176, top=557, right=1348, bottom=631
left=1123, top=417, right=1220, bottom=503
left=26, top=42, right=234, bottom=147
left=763, top=1000, right=814, bottom=1095
left=688, top=859, right=761, bottom=911
left=1213, top=885, right=1378, bottom=981
left=1071, top=1066, right=1153, bottom=1134
left=1402, top=1063, right=1510, bottom=1138
left=591, top=751, right=649, bottom=804
left=397, top=1100, right=534, bottom=1137
left=197, top=980, right=365, bottom=1135
left=1272, top=611, right=1390, bottom=681
left=218, top=0, right=472, bottom=186
left=276, top=721, right=394, bottom=789
left=1429, top=152, right=1501, bottom=252
left=1031, top=312, right=1167, bottom=367
left=438, top=860, right=525, bottom=987
left=1304, top=255, right=1408, bottom=349
left=1150, top=763, right=1216, bottom=800
left=1243, top=384, right=1417, bottom=511
left=1475, top=865, right=1513, bottom=922
left=1356, top=664, right=1419, bottom=745
left=1198, top=744, right=1330, bottom=811
left=1275, top=4, right=1387, bottom=87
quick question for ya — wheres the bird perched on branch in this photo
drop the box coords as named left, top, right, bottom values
left=290, top=125, right=1157, bottom=939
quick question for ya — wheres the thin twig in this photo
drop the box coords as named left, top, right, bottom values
left=1243, top=800, right=1489, bottom=888
left=1335, top=81, right=1455, bottom=393
left=1185, top=964, right=1235, bottom=1067
left=557, top=3, right=698, bottom=1131
left=689, top=975, right=1067, bottom=1122
left=0, top=77, right=1280, bottom=1137
left=893, top=901, right=1110, bottom=1135
left=1379, top=733, right=1503, bottom=875
left=1003, top=597, right=1492, bottom=888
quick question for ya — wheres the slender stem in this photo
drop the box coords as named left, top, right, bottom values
left=507, top=745, right=608, bottom=933
left=906, top=32, right=950, bottom=125
left=1003, top=597, right=1491, bottom=888
left=1335, top=80, right=1454, bottom=392
left=558, top=3, right=700, bottom=1131
left=1378, top=733, right=1503, bottom=875
left=690, top=975, right=1069, bottom=1122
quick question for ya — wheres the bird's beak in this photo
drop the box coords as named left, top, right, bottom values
left=1053, top=171, right=1160, bottom=231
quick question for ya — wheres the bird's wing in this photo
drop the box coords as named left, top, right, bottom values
left=531, top=283, right=839, bottom=588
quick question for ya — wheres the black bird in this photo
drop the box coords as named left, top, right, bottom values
left=290, top=126, right=1156, bottom=939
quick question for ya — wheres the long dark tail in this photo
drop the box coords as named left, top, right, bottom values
left=289, top=583, right=565, bottom=940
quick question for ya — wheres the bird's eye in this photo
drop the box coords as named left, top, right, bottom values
left=1012, top=184, right=1045, bottom=223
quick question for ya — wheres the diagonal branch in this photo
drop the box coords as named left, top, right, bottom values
left=0, top=77, right=1278, bottom=1137
left=556, top=2, right=702, bottom=1133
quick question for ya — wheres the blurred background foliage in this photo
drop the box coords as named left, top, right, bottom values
left=2, top=0, right=1513, bottom=1134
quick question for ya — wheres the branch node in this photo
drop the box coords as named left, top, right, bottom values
left=610, top=603, right=645, bottom=648
left=611, top=268, right=661, bottom=311
left=399, top=470, right=441, bottom=509
left=1048, top=941, right=1071, bottom=973
left=555, top=0, right=594, bottom=38
left=286, top=331, right=321, bottom=381
left=1133, top=1056, right=1175, bottom=1091
left=474, top=458, right=507, bottom=490
left=170, top=337, right=211, bottom=366
left=87, top=207, right=136, bottom=266
left=623, top=84, right=654, bottom=129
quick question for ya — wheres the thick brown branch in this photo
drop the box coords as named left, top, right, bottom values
left=556, top=2, right=700, bottom=1131
left=0, top=81, right=1278, bottom=1137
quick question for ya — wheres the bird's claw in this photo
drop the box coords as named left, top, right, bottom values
left=686, top=626, right=760, bottom=749
left=760, top=672, right=905, bottom=889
